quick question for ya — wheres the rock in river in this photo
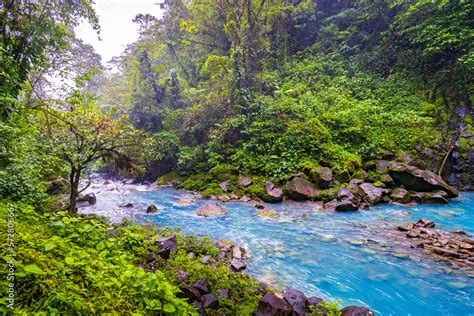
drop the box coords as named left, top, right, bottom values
left=285, top=177, right=318, bottom=200
left=254, top=293, right=293, bottom=316
left=77, top=193, right=97, bottom=205
left=196, top=201, right=229, bottom=217
left=390, top=188, right=411, bottom=204
left=341, top=306, right=375, bottom=316
left=257, top=207, right=278, bottom=218
left=146, top=204, right=159, bottom=213
left=388, top=161, right=459, bottom=198
left=357, top=183, right=384, bottom=204
left=335, top=198, right=358, bottom=212
left=265, top=180, right=283, bottom=202
left=283, top=288, right=308, bottom=315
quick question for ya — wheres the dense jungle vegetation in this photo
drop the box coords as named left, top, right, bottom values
left=0, top=0, right=472, bottom=314
left=99, top=0, right=473, bottom=193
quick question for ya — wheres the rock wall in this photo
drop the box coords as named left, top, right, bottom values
left=443, top=103, right=474, bottom=191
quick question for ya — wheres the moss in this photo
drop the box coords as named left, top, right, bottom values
left=157, top=171, right=181, bottom=185
left=373, top=181, right=386, bottom=188
left=315, top=189, right=335, bottom=202
left=202, top=183, right=225, bottom=198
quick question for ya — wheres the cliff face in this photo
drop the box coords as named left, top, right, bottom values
left=444, top=103, right=474, bottom=191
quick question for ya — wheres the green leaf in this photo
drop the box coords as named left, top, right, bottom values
left=65, top=257, right=75, bottom=265
left=163, top=303, right=175, bottom=313
left=96, top=240, right=106, bottom=251
left=45, top=242, right=56, bottom=251
left=24, top=264, right=44, bottom=275
left=73, top=300, right=83, bottom=310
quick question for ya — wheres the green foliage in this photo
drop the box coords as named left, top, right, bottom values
left=0, top=113, right=52, bottom=206
left=95, top=0, right=456, bottom=185
left=309, top=300, right=342, bottom=316
left=0, top=201, right=193, bottom=314
left=0, top=0, right=99, bottom=117
left=178, top=173, right=225, bottom=197
left=0, top=201, right=263, bottom=314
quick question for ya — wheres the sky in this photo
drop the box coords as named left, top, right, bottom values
left=75, top=0, right=163, bottom=64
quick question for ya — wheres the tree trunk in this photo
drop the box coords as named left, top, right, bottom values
left=68, top=167, right=81, bottom=216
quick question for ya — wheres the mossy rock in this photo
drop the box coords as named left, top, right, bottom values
left=157, top=172, right=181, bottom=185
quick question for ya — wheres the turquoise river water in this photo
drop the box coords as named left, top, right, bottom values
left=80, top=182, right=474, bottom=316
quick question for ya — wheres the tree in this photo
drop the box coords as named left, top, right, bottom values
left=0, top=0, right=99, bottom=117
left=37, top=95, right=145, bottom=215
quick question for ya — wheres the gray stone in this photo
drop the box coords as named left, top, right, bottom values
left=146, top=204, right=159, bottom=213
left=239, top=176, right=252, bottom=187
left=388, top=161, right=459, bottom=198
left=265, top=180, right=283, bottom=202
left=156, top=235, right=178, bottom=259
left=285, top=177, right=318, bottom=200
left=196, top=201, right=229, bottom=217
left=358, top=183, right=384, bottom=204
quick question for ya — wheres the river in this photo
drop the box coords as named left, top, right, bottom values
left=80, top=179, right=474, bottom=316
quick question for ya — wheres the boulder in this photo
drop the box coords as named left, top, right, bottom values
left=146, top=204, right=159, bottom=213
left=231, top=258, right=246, bottom=271
left=388, top=161, right=459, bottom=198
left=324, top=199, right=338, bottom=211
left=397, top=223, right=414, bottom=232
left=349, top=179, right=364, bottom=187
left=175, top=270, right=189, bottom=283
left=338, top=187, right=360, bottom=204
left=341, top=306, right=375, bottom=316
left=177, top=285, right=201, bottom=302
left=357, top=183, right=384, bottom=204
left=218, top=194, right=231, bottom=202
left=232, top=246, right=244, bottom=259
left=380, top=174, right=394, bottom=184
left=335, top=199, right=358, bottom=212
left=307, top=297, right=323, bottom=307
left=196, top=201, right=229, bottom=217
left=193, top=279, right=210, bottom=295
left=216, top=239, right=233, bottom=251
left=257, top=207, right=278, bottom=218
left=375, top=160, right=389, bottom=174
left=285, top=177, right=318, bottom=200
left=119, top=202, right=134, bottom=208
left=311, top=167, right=333, bottom=189
left=254, top=293, right=293, bottom=316
left=283, top=288, right=308, bottom=315
left=415, top=219, right=435, bottom=228
left=220, top=181, right=228, bottom=192
left=47, top=178, right=68, bottom=195
left=239, top=176, right=253, bottom=187
left=156, top=235, right=178, bottom=259
left=77, top=193, right=96, bottom=205
left=390, top=188, right=411, bottom=204
left=105, top=228, right=117, bottom=238
left=411, top=191, right=449, bottom=204
left=265, top=181, right=283, bottom=202
left=202, top=293, right=219, bottom=309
